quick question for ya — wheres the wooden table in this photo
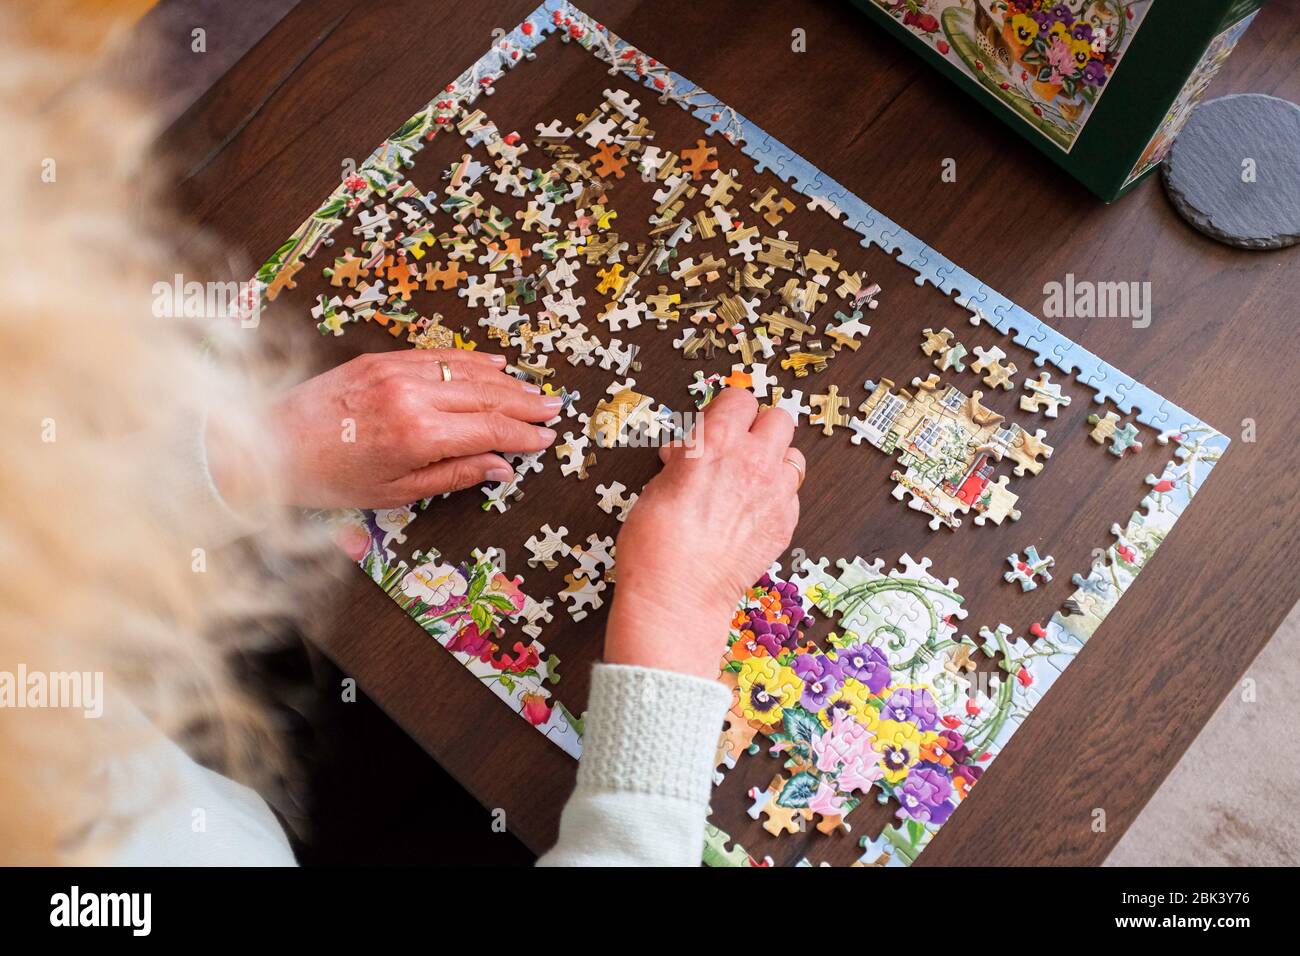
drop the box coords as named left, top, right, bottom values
left=164, top=0, right=1300, bottom=865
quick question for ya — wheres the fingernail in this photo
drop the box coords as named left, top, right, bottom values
left=488, top=353, right=507, bottom=366
left=536, top=427, right=556, bottom=443
left=543, top=395, right=564, bottom=408
left=485, top=467, right=513, bottom=482
left=522, top=383, right=541, bottom=393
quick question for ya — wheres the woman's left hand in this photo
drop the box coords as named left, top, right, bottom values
left=209, top=349, right=561, bottom=510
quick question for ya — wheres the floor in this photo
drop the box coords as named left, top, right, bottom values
left=1105, top=600, right=1300, bottom=866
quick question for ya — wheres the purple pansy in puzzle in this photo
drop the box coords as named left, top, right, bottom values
left=791, top=654, right=843, bottom=710
left=835, top=642, right=891, bottom=694
left=882, top=686, right=941, bottom=731
left=897, top=764, right=956, bottom=825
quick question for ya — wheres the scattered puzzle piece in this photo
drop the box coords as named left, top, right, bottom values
left=1020, top=371, right=1072, bottom=418
left=595, top=481, right=639, bottom=521
left=749, top=186, right=795, bottom=226
left=1004, top=546, right=1055, bottom=591
left=746, top=774, right=811, bottom=837
left=765, top=387, right=811, bottom=424
left=970, top=345, right=1018, bottom=390
left=555, top=431, right=594, bottom=479
left=679, top=138, right=718, bottom=180
left=559, top=572, right=606, bottom=621
left=809, top=384, right=850, bottom=436
left=1087, top=412, right=1144, bottom=456
left=921, top=327, right=967, bottom=372
left=524, top=523, right=571, bottom=570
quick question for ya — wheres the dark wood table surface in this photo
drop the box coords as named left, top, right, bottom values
left=163, top=0, right=1300, bottom=865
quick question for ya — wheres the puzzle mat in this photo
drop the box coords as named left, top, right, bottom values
left=251, top=1, right=1228, bottom=866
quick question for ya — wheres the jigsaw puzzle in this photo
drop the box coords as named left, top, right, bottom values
left=254, top=1, right=1227, bottom=866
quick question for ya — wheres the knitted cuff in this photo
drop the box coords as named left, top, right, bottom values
left=576, top=663, right=732, bottom=807
left=179, top=410, right=266, bottom=544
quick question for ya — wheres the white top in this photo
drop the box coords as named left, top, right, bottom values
left=107, top=663, right=727, bottom=867
left=106, top=733, right=297, bottom=866
left=101, top=437, right=730, bottom=866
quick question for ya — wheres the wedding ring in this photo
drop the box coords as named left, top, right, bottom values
left=783, top=454, right=805, bottom=489
left=437, top=360, right=453, bottom=382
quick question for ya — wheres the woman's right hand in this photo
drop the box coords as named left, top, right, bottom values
left=604, top=388, right=804, bottom=681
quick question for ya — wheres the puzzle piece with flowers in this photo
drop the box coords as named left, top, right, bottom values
left=323, top=508, right=582, bottom=756
left=250, top=2, right=1228, bottom=866
left=718, top=555, right=1009, bottom=862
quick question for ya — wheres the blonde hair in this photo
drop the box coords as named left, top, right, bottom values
left=0, top=12, right=337, bottom=863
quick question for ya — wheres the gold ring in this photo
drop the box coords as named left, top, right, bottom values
left=437, top=360, right=453, bottom=382
left=783, top=454, right=805, bottom=489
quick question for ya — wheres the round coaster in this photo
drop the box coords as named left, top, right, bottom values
left=1161, top=93, right=1300, bottom=250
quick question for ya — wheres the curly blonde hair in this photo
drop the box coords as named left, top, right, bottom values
left=0, top=7, right=337, bottom=863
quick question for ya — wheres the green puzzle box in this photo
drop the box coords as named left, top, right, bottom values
left=849, top=0, right=1264, bottom=201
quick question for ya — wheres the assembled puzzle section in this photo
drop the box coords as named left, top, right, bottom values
left=252, top=0, right=1229, bottom=866
left=706, top=551, right=1092, bottom=865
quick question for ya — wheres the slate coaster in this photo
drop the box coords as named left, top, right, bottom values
left=1162, top=94, right=1300, bottom=250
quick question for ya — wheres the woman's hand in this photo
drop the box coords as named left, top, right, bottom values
left=604, top=388, right=803, bottom=681
left=213, top=349, right=560, bottom=510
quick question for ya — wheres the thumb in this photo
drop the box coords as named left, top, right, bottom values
left=388, top=452, right=514, bottom=501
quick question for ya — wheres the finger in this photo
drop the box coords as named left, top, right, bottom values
left=710, top=386, right=760, bottom=417
left=384, top=348, right=509, bottom=372
left=658, top=422, right=693, bottom=464
left=660, top=390, right=734, bottom=464
left=776, top=490, right=801, bottom=551
left=777, top=445, right=806, bottom=495
left=399, top=354, right=527, bottom=387
left=429, top=380, right=563, bottom=421
left=387, top=452, right=514, bottom=501
left=659, top=410, right=705, bottom=466
left=409, top=365, right=539, bottom=392
left=749, top=404, right=795, bottom=449
left=698, top=387, right=760, bottom=448
left=429, top=412, right=557, bottom=458
left=358, top=349, right=520, bottom=390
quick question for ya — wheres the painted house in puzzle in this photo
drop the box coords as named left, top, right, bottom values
left=857, top=376, right=1024, bottom=504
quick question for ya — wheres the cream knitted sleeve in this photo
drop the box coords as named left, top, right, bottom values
left=536, top=663, right=732, bottom=867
